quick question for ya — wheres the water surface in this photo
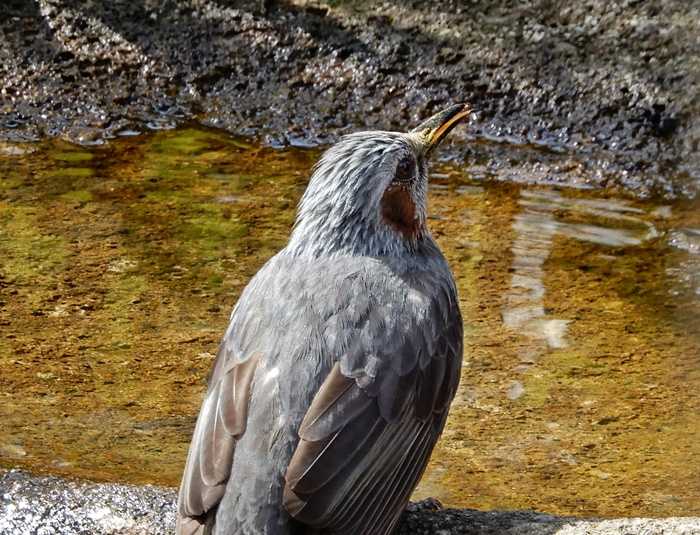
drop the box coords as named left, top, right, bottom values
left=0, top=128, right=698, bottom=517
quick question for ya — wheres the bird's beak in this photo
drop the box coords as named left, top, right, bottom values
left=411, top=104, right=471, bottom=154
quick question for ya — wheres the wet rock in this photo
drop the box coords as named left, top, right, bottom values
left=506, top=381, right=525, bottom=400
left=0, top=470, right=176, bottom=535
left=0, top=445, right=26, bottom=459
left=1, top=470, right=699, bottom=535
left=0, top=142, right=36, bottom=156
left=0, top=0, right=698, bottom=198
left=668, top=228, right=700, bottom=255
left=396, top=505, right=700, bottom=535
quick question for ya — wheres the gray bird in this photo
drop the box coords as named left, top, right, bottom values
left=176, top=105, right=470, bottom=535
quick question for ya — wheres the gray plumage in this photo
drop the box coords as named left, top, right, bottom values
left=177, top=105, right=469, bottom=535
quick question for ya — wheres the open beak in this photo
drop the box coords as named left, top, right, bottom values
left=411, top=104, right=471, bottom=154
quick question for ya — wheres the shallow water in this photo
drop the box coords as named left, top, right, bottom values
left=0, top=128, right=698, bottom=517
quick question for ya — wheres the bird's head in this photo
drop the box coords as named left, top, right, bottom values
left=288, top=104, right=471, bottom=257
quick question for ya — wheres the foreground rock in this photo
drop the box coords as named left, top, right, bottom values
left=1, top=470, right=698, bottom=534
left=0, top=0, right=698, bottom=198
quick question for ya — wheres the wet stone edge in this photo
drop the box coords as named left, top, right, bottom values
left=1, top=470, right=700, bottom=535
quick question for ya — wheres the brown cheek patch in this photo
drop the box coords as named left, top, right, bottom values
left=381, top=186, right=420, bottom=238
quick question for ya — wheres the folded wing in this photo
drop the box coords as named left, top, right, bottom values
left=176, top=344, right=261, bottom=534
left=283, top=295, right=462, bottom=535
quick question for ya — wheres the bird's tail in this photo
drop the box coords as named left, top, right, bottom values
left=176, top=509, right=216, bottom=535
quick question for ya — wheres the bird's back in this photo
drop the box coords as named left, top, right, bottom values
left=178, top=243, right=462, bottom=535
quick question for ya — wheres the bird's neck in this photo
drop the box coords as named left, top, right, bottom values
left=286, top=214, right=431, bottom=259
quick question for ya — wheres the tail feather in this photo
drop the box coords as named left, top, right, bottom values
left=176, top=509, right=216, bottom=535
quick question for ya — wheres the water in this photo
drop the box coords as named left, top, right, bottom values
left=0, top=128, right=698, bottom=517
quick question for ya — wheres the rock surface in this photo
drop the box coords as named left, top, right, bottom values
left=0, top=0, right=698, bottom=198
left=1, top=470, right=699, bottom=534
left=0, top=470, right=175, bottom=535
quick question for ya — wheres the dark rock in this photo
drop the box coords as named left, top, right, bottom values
left=0, top=0, right=698, bottom=198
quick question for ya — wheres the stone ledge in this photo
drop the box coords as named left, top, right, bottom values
left=1, top=470, right=698, bottom=535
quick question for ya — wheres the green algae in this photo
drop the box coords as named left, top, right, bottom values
left=149, top=128, right=217, bottom=156
left=0, top=204, right=70, bottom=293
left=60, top=190, right=94, bottom=204
left=53, top=151, right=94, bottom=163
left=49, top=167, right=94, bottom=179
left=180, top=205, right=247, bottom=258
left=0, top=128, right=698, bottom=518
left=0, top=177, right=22, bottom=190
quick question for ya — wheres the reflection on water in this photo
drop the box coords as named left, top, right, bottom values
left=502, top=190, right=661, bottom=356
left=667, top=228, right=700, bottom=299
left=0, top=130, right=698, bottom=518
left=669, top=228, right=700, bottom=256
left=503, top=203, right=566, bottom=352
left=518, top=190, right=659, bottom=246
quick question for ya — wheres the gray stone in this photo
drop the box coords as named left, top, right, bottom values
left=1, top=470, right=698, bottom=534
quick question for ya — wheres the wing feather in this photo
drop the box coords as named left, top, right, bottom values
left=373, top=425, right=436, bottom=535
left=177, top=350, right=262, bottom=526
left=287, top=385, right=384, bottom=496
left=319, top=414, right=436, bottom=535
left=199, top=382, right=233, bottom=486
left=283, top=299, right=462, bottom=535
left=217, top=368, right=236, bottom=434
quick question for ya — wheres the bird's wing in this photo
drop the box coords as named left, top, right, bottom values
left=176, top=329, right=262, bottom=534
left=283, top=276, right=463, bottom=535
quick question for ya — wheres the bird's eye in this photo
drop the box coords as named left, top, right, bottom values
left=394, top=155, right=415, bottom=183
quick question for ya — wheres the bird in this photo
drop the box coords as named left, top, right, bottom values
left=176, top=104, right=470, bottom=535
